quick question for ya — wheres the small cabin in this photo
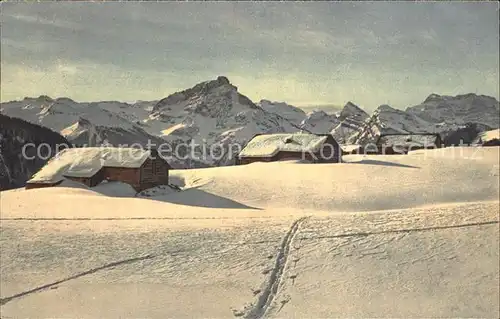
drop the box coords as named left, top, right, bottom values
left=371, top=133, right=443, bottom=155
left=236, top=133, right=342, bottom=165
left=25, top=147, right=171, bottom=192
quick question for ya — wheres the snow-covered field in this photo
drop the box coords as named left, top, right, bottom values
left=1, top=147, right=499, bottom=318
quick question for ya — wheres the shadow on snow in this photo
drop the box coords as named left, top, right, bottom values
left=143, top=188, right=261, bottom=210
left=346, top=159, right=420, bottom=169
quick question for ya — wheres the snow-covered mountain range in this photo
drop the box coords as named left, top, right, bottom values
left=352, top=94, right=500, bottom=144
left=406, top=93, right=500, bottom=129
left=1, top=76, right=498, bottom=167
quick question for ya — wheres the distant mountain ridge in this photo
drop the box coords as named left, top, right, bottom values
left=352, top=93, right=499, bottom=144
left=406, top=93, right=500, bottom=129
left=298, top=104, right=343, bottom=114
left=1, top=77, right=499, bottom=168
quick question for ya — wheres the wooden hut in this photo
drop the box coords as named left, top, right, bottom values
left=26, top=147, right=171, bottom=192
left=236, top=133, right=342, bottom=165
left=373, top=133, right=443, bottom=155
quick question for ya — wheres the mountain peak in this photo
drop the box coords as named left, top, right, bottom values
left=55, top=97, right=76, bottom=104
left=196, top=76, right=233, bottom=91
left=306, top=109, right=329, bottom=118
left=340, top=101, right=368, bottom=120
left=36, top=95, right=54, bottom=102
left=153, top=76, right=237, bottom=112
left=259, top=99, right=301, bottom=110
left=424, top=93, right=442, bottom=103
left=215, top=76, right=230, bottom=85
left=377, top=104, right=396, bottom=112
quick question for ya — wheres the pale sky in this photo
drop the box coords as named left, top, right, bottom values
left=1, top=1, right=499, bottom=111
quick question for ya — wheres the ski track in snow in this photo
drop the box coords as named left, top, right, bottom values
left=240, top=217, right=308, bottom=319
left=0, top=254, right=154, bottom=306
left=299, top=220, right=500, bottom=241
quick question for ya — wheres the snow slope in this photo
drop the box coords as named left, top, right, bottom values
left=0, top=148, right=499, bottom=317
left=331, top=102, right=370, bottom=143
left=257, top=100, right=306, bottom=125
left=299, top=110, right=340, bottom=134
left=169, top=147, right=499, bottom=212
left=273, top=205, right=499, bottom=318
left=300, top=102, right=369, bottom=143
left=0, top=202, right=497, bottom=318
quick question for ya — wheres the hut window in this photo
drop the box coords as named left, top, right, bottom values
left=155, top=161, right=162, bottom=174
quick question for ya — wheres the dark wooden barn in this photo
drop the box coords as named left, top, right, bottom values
left=26, top=147, right=171, bottom=192
left=236, top=133, right=342, bottom=165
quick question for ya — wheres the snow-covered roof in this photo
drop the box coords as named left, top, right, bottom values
left=377, top=134, right=439, bottom=147
left=64, top=151, right=106, bottom=178
left=28, top=147, right=152, bottom=183
left=238, top=133, right=330, bottom=158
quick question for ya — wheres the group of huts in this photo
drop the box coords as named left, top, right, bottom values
left=235, top=132, right=444, bottom=163
left=25, top=131, right=443, bottom=191
left=350, top=133, right=443, bottom=155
